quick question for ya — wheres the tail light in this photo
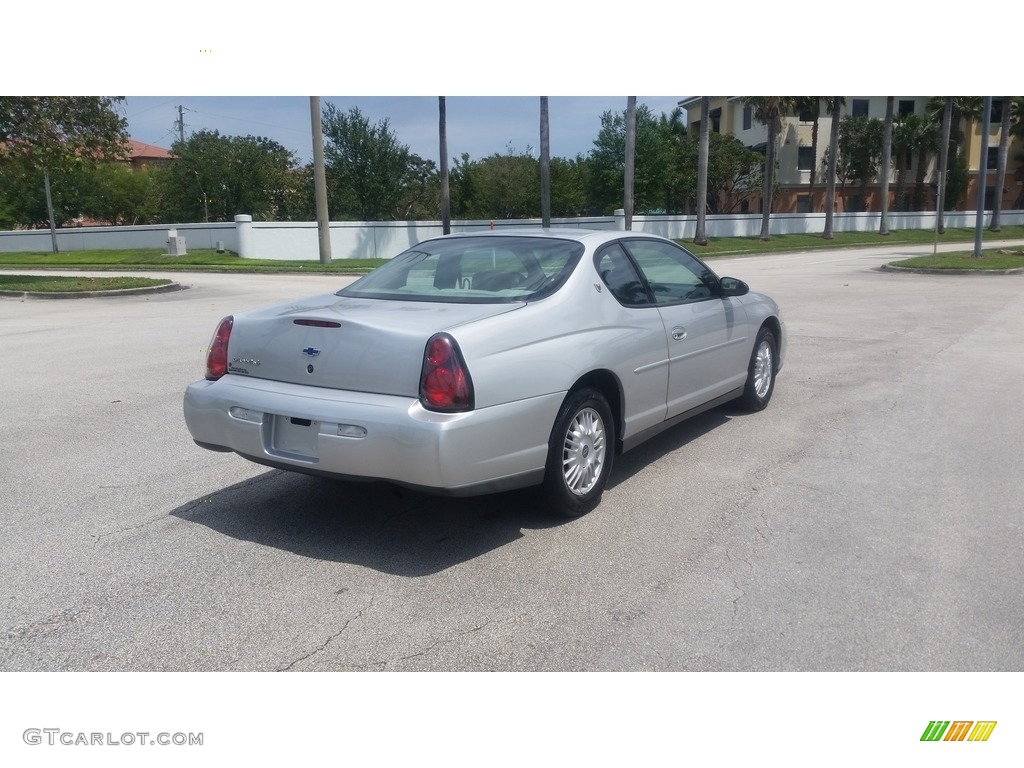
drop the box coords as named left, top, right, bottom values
left=419, top=333, right=474, bottom=412
left=204, top=316, right=234, bottom=380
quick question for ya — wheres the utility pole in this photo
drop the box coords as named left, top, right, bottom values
left=310, top=97, right=332, bottom=265
left=176, top=105, right=185, bottom=144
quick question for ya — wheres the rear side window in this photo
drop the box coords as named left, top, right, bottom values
left=340, top=236, right=584, bottom=303
left=596, top=244, right=650, bottom=306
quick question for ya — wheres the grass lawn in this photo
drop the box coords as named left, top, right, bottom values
left=0, top=275, right=173, bottom=292
left=0, top=249, right=386, bottom=273
left=679, top=225, right=1024, bottom=257
left=889, top=247, right=1024, bottom=270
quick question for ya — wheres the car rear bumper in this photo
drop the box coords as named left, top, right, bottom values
left=183, top=375, right=562, bottom=495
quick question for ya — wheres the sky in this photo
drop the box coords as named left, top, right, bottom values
left=122, top=96, right=688, bottom=165
left=11, top=2, right=1011, bottom=167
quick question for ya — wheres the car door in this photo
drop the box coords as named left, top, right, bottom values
left=621, top=239, right=748, bottom=419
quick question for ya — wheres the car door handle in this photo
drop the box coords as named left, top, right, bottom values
left=671, top=327, right=687, bottom=341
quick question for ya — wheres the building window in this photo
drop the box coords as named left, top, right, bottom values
left=852, top=99, right=869, bottom=117
left=742, top=105, right=752, bottom=131
left=799, top=109, right=815, bottom=123
left=796, top=195, right=811, bottom=213
left=710, top=108, right=722, bottom=133
left=984, top=186, right=996, bottom=211
left=897, top=149, right=913, bottom=172
left=987, top=147, right=999, bottom=169
left=740, top=199, right=750, bottom=214
left=898, top=100, right=915, bottom=117
left=847, top=194, right=864, bottom=212
left=990, top=99, right=1003, bottom=124
left=798, top=146, right=814, bottom=171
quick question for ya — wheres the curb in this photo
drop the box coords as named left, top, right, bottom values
left=0, top=282, right=189, bottom=300
left=880, top=263, right=1024, bottom=275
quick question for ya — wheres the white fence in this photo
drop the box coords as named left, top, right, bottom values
left=2, top=210, right=1022, bottom=260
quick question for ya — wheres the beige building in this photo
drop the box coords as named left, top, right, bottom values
left=679, top=97, right=1022, bottom=214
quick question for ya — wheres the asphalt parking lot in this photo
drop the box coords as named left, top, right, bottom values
left=1, top=242, right=1022, bottom=671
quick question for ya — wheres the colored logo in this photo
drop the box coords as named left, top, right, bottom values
left=302, top=347, right=321, bottom=358
left=921, top=721, right=997, bottom=742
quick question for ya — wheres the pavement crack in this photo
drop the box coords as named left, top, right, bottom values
left=91, top=514, right=168, bottom=544
left=380, top=619, right=494, bottom=668
left=276, top=597, right=374, bottom=672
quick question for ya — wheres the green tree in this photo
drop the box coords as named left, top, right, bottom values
left=321, top=104, right=436, bottom=220
left=658, top=107, right=694, bottom=214
left=837, top=116, right=885, bottom=211
left=451, top=145, right=539, bottom=219
left=944, top=148, right=970, bottom=211
left=587, top=104, right=671, bottom=214
left=704, top=133, right=766, bottom=214
left=0, top=96, right=130, bottom=250
left=156, top=130, right=300, bottom=222
left=0, top=153, right=62, bottom=227
left=910, top=117, right=939, bottom=211
left=549, top=155, right=592, bottom=217
left=81, top=163, right=159, bottom=225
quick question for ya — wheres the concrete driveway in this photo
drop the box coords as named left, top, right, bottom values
left=1, top=242, right=1022, bottom=671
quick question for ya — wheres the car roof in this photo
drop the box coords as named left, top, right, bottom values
left=421, top=228, right=672, bottom=246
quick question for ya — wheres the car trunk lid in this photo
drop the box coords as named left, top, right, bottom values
left=226, top=294, right=522, bottom=396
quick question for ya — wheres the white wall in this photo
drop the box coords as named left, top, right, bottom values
left=0, top=221, right=237, bottom=254
left=2, top=210, right=1021, bottom=260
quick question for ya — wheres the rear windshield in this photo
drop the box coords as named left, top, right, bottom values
left=338, top=236, right=585, bottom=303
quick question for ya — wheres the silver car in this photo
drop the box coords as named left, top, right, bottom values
left=184, top=230, right=784, bottom=516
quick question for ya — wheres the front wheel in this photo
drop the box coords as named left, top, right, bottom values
left=739, top=327, right=777, bottom=411
left=542, top=388, right=615, bottom=517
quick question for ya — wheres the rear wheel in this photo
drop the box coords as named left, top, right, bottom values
left=543, top=388, right=615, bottom=517
left=740, top=327, right=776, bottom=411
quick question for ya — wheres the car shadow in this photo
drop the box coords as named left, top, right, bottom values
left=606, top=405, right=735, bottom=489
left=171, top=404, right=743, bottom=576
left=170, top=470, right=563, bottom=577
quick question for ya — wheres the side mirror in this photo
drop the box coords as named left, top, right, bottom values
left=719, top=277, right=749, bottom=297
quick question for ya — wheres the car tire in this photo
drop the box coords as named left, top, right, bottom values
left=740, top=327, right=777, bottom=411
left=543, top=388, right=615, bottom=517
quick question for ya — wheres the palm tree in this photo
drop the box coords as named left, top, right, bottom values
left=438, top=97, right=450, bottom=235
left=934, top=98, right=953, bottom=233
left=694, top=96, right=710, bottom=246
left=823, top=97, right=843, bottom=240
left=890, top=116, right=919, bottom=212
left=793, top=97, right=823, bottom=210
left=989, top=96, right=1013, bottom=232
left=901, top=114, right=940, bottom=210
left=624, top=96, right=636, bottom=231
left=879, top=97, right=894, bottom=234
left=744, top=97, right=795, bottom=240
left=929, top=97, right=982, bottom=233
left=540, top=96, right=551, bottom=228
